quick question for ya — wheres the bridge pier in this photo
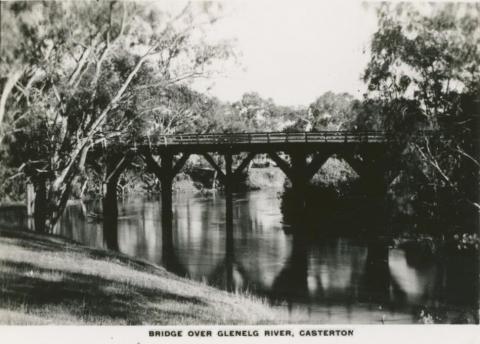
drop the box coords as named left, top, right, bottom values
left=201, top=152, right=257, bottom=256
left=161, top=152, right=174, bottom=253
left=143, top=151, right=190, bottom=260
left=342, top=152, right=390, bottom=197
left=269, top=151, right=331, bottom=230
left=288, top=153, right=309, bottom=227
left=224, top=153, right=234, bottom=256
left=102, top=153, right=131, bottom=250
left=340, top=150, right=391, bottom=234
left=291, top=152, right=321, bottom=221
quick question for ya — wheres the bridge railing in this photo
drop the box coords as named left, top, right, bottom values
left=135, top=131, right=387, bottom=146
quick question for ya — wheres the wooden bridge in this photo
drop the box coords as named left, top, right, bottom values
left=116, top=130, right=388, bottom=152
left=100, top=131, right=396, bottom=252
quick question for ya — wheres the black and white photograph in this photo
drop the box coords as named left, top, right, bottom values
left=0, top=0, right=478, bottom=331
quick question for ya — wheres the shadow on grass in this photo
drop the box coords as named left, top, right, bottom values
left=0, top=259, right=208, bottom=324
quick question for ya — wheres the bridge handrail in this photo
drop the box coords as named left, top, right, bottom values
left=108, top=130, right=443, bottom=148
left=136, top=130, right=388, bottom=146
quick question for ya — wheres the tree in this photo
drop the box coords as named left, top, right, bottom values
left=309, top=92, right=357, bottom=130
left=363, top=3, right=480, bottom=230
left=365, top=3, right=480, bottom=120
left=230, top=93, right=276, bottom=131
left=133, top=84, right=220, bottom=138
left=1, top=1, right=233, bottom=232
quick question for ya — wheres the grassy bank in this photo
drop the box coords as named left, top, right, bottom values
left=0, top=229, right=281, bottom=325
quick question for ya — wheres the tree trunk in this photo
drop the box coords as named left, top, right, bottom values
left=31, top=170, right=76, bottom=233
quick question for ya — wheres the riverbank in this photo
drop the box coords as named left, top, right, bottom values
left=0, top=228, right=282, bottom=325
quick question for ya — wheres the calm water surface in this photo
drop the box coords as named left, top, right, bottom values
left=45, top=190, right=478, bottom=323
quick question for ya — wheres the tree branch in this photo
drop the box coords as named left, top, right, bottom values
left=455, top=145, right=480, bottom=168
left=0, top=69, right=23, bottom=132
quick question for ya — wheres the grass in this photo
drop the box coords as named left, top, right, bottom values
left=0, top=228, right=283, bottom=325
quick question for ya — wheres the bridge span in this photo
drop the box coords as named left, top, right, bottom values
left=99, top=131, right=395, bottom=254
left=120, top=130, right=387, bottom=152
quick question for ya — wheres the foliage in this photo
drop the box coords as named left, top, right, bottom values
left=309, top=92, right=357, bottom=131
left=361, top=2, right=480, bottom=233
left=0, top=1, right=233, bottom=231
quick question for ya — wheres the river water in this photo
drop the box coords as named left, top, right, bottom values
left=48, top=189, right=477, bottom=324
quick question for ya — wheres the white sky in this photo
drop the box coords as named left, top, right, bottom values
left=191, top=0, right=379, bottom=106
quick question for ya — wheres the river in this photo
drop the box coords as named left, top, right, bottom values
left=1, top=189, right=478, bottom=323
left=57, top=188, right=480, bottom=324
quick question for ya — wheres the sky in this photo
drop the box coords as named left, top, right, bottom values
left=191, top=0, right=379, bottom=106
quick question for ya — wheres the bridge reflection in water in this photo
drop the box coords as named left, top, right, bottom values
left=56, top=191, right=478, bottom=324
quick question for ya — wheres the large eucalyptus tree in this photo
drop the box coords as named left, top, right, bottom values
left=0, top=1, right=233, bottom=232
left=363, top=3, right=480, bottom=230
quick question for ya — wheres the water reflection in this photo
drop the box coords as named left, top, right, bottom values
left=40, top=190, right=478, bottom=323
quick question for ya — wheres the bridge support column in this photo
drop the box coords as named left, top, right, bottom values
left=160, top=152, right=174, bottom=254
left=224, top=153, right=234, bottom=257
left=341, top=150, right=390, bottom=196
left=102, top=154, right=131, bottom=251
left=290, top=152, right=309, bottom=219
left=202, top=152, right=257, bottom=257
left=269, top=151, right=331, bottom=231
left=341, top=150, right=391, bottom=235
left=143, top=151, right=190, bottom=261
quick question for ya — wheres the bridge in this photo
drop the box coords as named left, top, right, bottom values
left=126, top=130, right=387, bottom=150
left=100, top=131, right=395, bottom=253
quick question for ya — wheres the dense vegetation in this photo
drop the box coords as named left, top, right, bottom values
left=0, top=2, right=478, bottom=236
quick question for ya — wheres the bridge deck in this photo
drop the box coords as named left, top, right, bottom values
left=99, top=131, right=392, bottom=154
left=131, top=131, right=387, bottom=147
